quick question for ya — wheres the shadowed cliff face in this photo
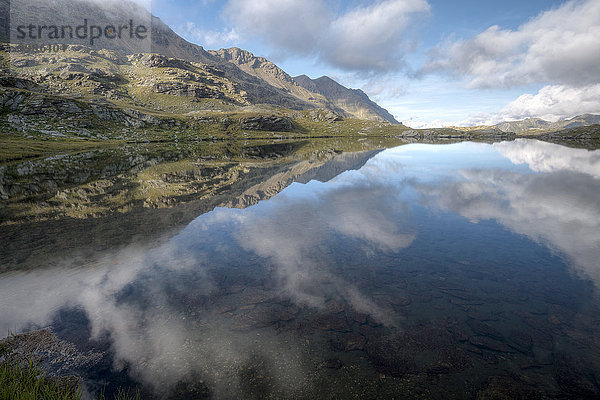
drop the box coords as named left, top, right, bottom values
left=0, top=139, right=384, bottom=272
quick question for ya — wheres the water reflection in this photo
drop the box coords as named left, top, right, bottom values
left=414, top=140, right=600, bottom=285
left=2, top=139, right=600, bottom=399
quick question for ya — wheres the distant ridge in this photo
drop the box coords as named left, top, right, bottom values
left=495, top=114, right=600, bottom=133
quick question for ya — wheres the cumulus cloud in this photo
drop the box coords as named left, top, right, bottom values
left=223, top=0, right=330, bottom=54
left=223, top=0, right=430, bottom=73
left=423, top=0, right=600, bottom=88
left=499, top=84, right=600, bottom=122
left=178, top=22, right=240, bottom=48
left=0, top=150, right=418, bottom=395
left=0, top=235, right=308, bottom=398
left=320, top=0, right=430, bottom=72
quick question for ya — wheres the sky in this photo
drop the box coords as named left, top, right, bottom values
left=145, top=0, right=599, bottom=127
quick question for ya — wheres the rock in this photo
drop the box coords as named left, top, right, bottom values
left=346, top=309, right=368, bottom=325
left=323, top=358, right=343, bottom=369
left=239, top=116, right=292, bottom=132
left=466, top=310, right=500, bottom=321
left=342, top=332, right=366, bottom=351
left=507, top=330, right=533, bottom=354
left=554, top=354, right=600, bottom=398
left=239, top=287, right=276, bottom=305
left=230, top=305, right=293, bottom=331
left=152, top=82, right=220, bottom=99
left=310, top=315, right=351, bottom=332
left=365, top=323, right=469, bottom=377
left=469, top=336, right=514, bottom=353
left=514, top=312, right=553, bottom=348
left=137, top=53, right=190, bottom=69
left=166, top=378, right=211, bottom=400
left=390, top=296, right=412, bottom=306
left=364, top=333, right=418, bottom=377
left=426, top=363, right=451, bottom=375
left=467, top=319, right=504, bottom=340
left=326, top=301, right=345, bottom=314
left=476, top=376, right=545, bottom=400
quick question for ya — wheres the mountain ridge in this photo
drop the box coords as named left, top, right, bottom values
left=494, top=114, right=600, bottom=133
left=209, top=47, right=400, bottom=123
left=294, top=74, right=400, bottom=124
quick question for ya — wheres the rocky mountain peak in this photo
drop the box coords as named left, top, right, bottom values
left=208, top=47, right=295, bottom=85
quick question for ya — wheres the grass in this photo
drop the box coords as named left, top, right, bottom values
left=0, top=336, right=140, bottom=400
left=0, top=360, right=82, bottom=400
left=0, top=360, right=142, bottom=400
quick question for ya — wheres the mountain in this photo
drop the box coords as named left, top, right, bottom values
left=495, top=114, right=600, bottom=133
left=495, top=118, right=552, bottom=133
left=207, top=48, right=331, bottom=109
left=1, top=0, right=399, bottom=121
left=3, top=0, right=320, bottom=110
left=560, top=114, right=600, bottom=129
left=208, top=48, right=399, bottom=123
left=294, top=75, right=400, bottom=124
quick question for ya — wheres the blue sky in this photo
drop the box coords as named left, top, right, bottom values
left=148, top=0, right=598, bottom=127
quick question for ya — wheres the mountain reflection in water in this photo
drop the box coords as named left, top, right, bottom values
left=1, top=139, right=600, bottom=399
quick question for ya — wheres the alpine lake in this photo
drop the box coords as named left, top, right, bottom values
left=1, top=137, right=600, bottom=399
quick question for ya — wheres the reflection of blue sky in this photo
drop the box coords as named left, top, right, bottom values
left=372, top=142, right=533, bottom=181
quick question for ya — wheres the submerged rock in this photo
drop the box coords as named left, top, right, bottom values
left=467, top=318, right=504, bottom=340
left=310, top=315, right=351, bottom=332
left=469, top=336, right=514, bottom=353
left=230, top=305, right=294, bottom=331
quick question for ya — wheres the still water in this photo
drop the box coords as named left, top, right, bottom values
left=1, top=139, right=600, bottom=399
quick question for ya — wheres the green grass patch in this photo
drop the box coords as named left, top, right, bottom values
left=0, top=360, right=82, bottom=400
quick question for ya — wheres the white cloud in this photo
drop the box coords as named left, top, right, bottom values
left=236, top=179, right=415, bottom=313
left=321, top=0, right=430, bottom=72
left=424, top=0, right=600, bottom=88
left=500, top=84, right=600, bottom=122
left=223, top=0, right=330, bottom=54
left=223, top=0, right=430, bottom=73
left=177, top=22, right=240, bottom=48
left=407, top=84, right=600, bottom=128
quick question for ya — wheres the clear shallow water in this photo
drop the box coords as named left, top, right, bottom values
left=2, top=139, right=600, bottom=399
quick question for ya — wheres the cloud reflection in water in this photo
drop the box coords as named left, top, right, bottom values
left=1, top=139, right=599, bottom=397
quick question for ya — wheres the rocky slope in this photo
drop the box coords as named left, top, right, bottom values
left=208, top=48, right=331, bottom=108
left=294, top=74, right=400, bottom=124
